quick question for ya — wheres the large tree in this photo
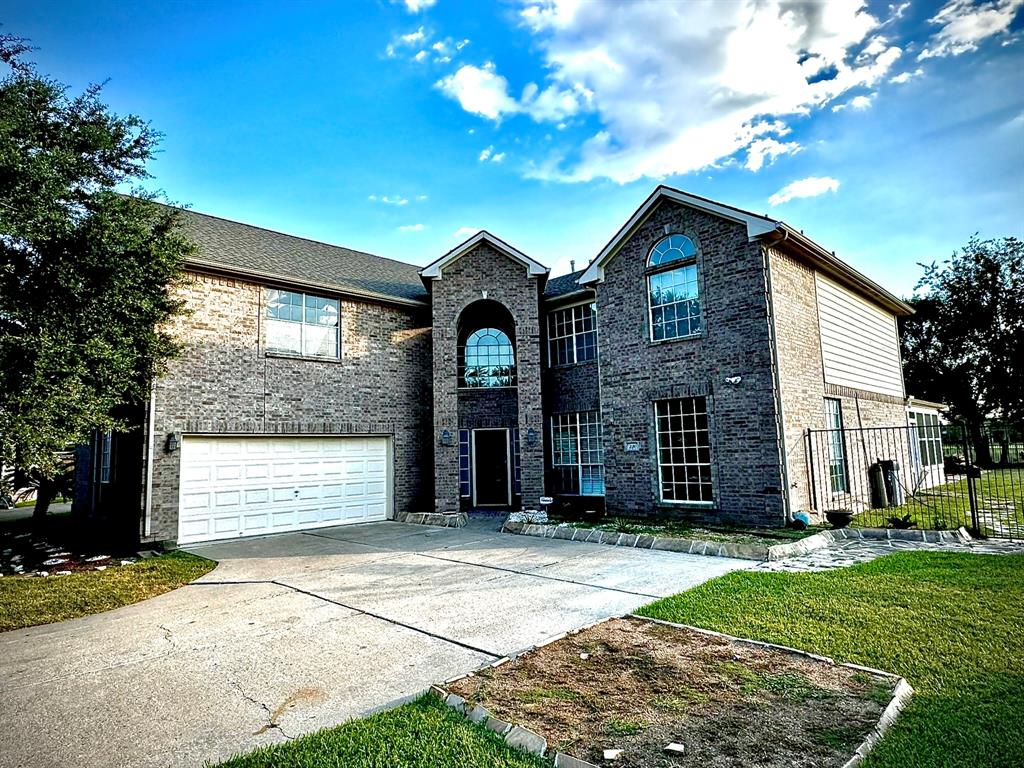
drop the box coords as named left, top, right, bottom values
left=900, top=235, right=1024, bottom=465
left=0, top=36, right=194, bottom=520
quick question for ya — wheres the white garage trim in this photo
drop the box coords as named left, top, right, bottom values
left=177, top=434, right=392, bottom=545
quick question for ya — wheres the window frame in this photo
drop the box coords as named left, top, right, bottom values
left=824, top=397, right=850, bottom=493
left=458, top=327, right=517, bottom=388
left=654, top=397, right=713, bottom=505
left=546, top=301, right=598, bottom=367
left=646, top=234, right=703, bottom=343
left=909, top=410, right=943, bottom=468
left=264, top=288, right=341, bottom=360
left=98, top=430, right=112, bottom=484
left=550, top=411, right=605, bottom=496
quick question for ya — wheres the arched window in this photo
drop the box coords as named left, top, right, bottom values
left=460, top=327, right=516, bottom=387
left=647, top=234, right=702, bottom=341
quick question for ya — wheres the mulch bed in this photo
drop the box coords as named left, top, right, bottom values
left=448, top=617, right=894, bottom=768
left=0, top=525, right=137, bottom=577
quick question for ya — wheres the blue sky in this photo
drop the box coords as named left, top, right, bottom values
left=5, top=0, right=1023, bottom=294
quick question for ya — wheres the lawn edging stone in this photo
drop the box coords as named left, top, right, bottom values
left=404, top=512, right=468, bottom=528
left=430, top=613, right=912, bottom=768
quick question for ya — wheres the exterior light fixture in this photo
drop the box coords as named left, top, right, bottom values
left=165, top=432, right=180, bottom=453
left=526, top=427, right=538, bottom=445
left=440, top=429, right=453, bottom=447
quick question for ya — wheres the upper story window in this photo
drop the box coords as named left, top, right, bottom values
left=647, top=234, right=702, bottom=341
left=265, top=289, right=340, bottom=359
left=460, top=327, right=516, bottom=387
left=547, top=303, right=597, bottom=366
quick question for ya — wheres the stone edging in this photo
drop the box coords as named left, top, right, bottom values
left=428, top=613, right=913, bottom=768
left=404, top=511, right=468, bottom=528
left=501, top=518, right=974, bottom=562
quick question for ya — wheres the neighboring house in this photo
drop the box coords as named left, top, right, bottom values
left=84, top=186, right=928, bottom=547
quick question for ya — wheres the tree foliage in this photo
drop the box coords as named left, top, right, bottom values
left=900, top=236, right=1024, bottom=457
left=0, top=35, right=194, bottom=479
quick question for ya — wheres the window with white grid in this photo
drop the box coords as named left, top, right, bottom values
left=647, top=234, right=702, bottom=341
left=824, top=398, right=849, bottom=493
left=547, top=303, right=597, bottom=366
left=265, top=289, right=340, bottom=358
left=551, top=411, right=605, bottom=495
left=655, top=397, right=713, bottom=503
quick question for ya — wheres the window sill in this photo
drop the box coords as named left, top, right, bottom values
left=457, top=386, right=518, bottom=391
left=658, top=499, right=715, bottom=508
left=546, top=359, right=598, bottom=370
left=264, top=351, right=344, bottom=365
left=647, top=332, right=703, bottom=347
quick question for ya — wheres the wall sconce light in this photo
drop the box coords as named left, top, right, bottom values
left=440, top=429, right=453, bottom=447
left=526, top=428, right=538, bottom=445
left=165, top=432, right=180, bottom=453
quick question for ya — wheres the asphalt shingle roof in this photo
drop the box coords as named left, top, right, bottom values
left=174, top=208, right=429, bottom=304
left=543, top=270, right=587, bottom=298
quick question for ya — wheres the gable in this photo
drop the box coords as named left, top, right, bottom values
left=419, top=230, right=548, bottom=280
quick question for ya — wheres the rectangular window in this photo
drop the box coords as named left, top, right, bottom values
left=655, top=397, right=712, bottom=503
left=547, top=303, right=597, bottom=366
left=512, top=427, right=522, bottom=495
left=649, top=264, right=702, bottom=341
left=99, top=430, right=112, bottom=484
left=458, top=430, right=471, bottom=498
left=824, top=398, right=849, bottom=493
left=265, top=289, right=340, bottom=358
left=910, top=411, right=943, bottom=467
left=550, top=411, right=605, bottom=495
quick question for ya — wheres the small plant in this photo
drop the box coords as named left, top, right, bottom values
left=887, top=513, right=917, bottom=529
left=605, top=718, right=646, bottom=737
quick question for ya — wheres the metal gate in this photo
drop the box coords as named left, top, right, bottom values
left=805, top=421, right=1024, bottom=539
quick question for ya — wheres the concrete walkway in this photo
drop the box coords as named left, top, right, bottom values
left=0, top=516, right=747, bottom=768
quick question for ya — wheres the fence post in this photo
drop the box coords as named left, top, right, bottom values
left=962, top=424, right=982, bottom=535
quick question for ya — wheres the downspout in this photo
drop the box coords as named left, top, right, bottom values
left=760, top=227, right=793, bottom=524
left=142, top=384, right=157, bottom=539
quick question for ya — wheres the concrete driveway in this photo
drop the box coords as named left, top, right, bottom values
left=0, top=517, right=749, bottom=768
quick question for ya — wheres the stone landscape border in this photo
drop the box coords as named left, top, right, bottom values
left=501, top=517, right=975, bottom=562
left=428, top=613, right=914, bottom=768
left=403, top=511, right=468, bottom=528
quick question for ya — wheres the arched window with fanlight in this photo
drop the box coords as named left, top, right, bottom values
left=647, top=233, right=702, bottom=341
left=460, top=327, right=517, bottom=387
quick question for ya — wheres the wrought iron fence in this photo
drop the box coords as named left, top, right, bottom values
left=806, top=422, right=1024, bottom=539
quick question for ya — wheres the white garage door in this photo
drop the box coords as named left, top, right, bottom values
left=178, top=435, right=389, bottom=544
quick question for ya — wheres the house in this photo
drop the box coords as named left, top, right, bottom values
left=82, top=186, right=926, bottom=547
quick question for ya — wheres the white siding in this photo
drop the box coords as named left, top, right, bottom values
left=815, top=274, right=905, bottom=397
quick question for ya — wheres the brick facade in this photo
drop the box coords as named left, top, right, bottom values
left=593, top=199, right=787, bottom=526
left=428, top=242, right=545, bottom=514
left=145, top=271, right=432, bottom=543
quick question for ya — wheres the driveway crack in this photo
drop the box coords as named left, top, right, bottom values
left=229, top=680, right=292, bottom=739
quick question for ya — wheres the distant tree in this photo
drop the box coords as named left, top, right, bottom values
left=0, top=35, right=194, bottom=522
left=900, top=235, right=1024, bottom=465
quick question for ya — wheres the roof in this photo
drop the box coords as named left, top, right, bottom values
left=578, top=185, right=912, bottom=317
left=419, top=230, right=548, bottom=280
left=171, top=207, right=429, bottom=306
left=543, top=270, right=588, bottom=299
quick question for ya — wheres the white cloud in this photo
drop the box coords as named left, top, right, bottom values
left=413, top=50, right=428, bottom=62
left=396, top=0, right=437, bottom=13
left=436, top=63, right=520, bottom=120
left=402, top=27, right=426, bottom=44
left=416, top=194, right=429, bottom=201
left=479, top=145, right=494, bottom=161
left=370, top=195, right=409, bottom=206
left=452, top=226, right=479, bottom=238
left=918, top=0, right=1024, bottom=59
left=768, top=176, right=840, bottom=206
left=744, top=138, right=801, bottom=171
left=443, top=0, right=906, bottom=183
left=491, top=152, right=506, bottom=163
left=833, top=94, right=873, bottom=111
left=398, top=223, right=425, bottom=232
left=890, top=67, right=924, bottom=83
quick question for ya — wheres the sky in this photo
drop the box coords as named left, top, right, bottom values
left=4, top=0, right=1023, bottom=294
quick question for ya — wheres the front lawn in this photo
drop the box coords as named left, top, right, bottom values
left=211, top=694, right=547, bottom=768
left=0, top=550, right=214, bottom=631
left=636, top=552, right=1024, bottom=768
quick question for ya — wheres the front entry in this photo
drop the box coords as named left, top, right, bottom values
left=472, top=428, right=511, bottom=506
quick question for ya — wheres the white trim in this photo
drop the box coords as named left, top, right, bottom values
left=420, top=231, right=548, bottom=280
left=143, top=386, right=156, bottom=539
left=579, top=186, right=778, bottom=285
left=470, top=428, right=512, bottom=506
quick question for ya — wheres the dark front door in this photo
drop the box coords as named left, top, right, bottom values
left=473, top=429, right=510, bottom=506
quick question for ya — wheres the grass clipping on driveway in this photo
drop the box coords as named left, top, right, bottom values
left=637, top=551, right=1024, bottom=768
left=449, top=616, right=893, bottom=768
left=0, top=551, right=214, bottom=632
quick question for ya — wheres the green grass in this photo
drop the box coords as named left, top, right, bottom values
left=210, top=694, right=548, bottom=768
left=636, top=551, right=1024, bottom=768
left=852, top=467, right=1024, bottom=534
left=0, top=551, right=215, bottom=632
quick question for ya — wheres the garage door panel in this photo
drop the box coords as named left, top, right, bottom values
left=178, top=435, right=389, bottom=544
